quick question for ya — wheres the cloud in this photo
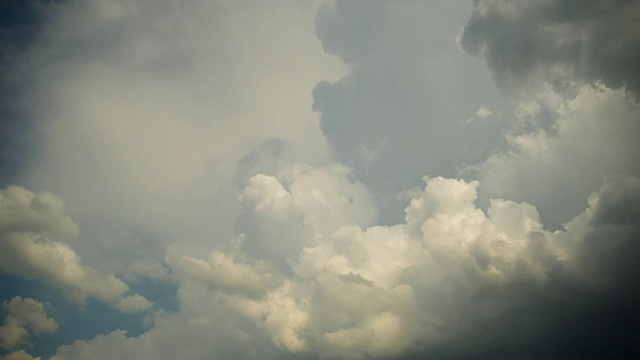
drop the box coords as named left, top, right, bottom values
left=0, top=186, right=151, bottom=312
left=0, top=350, right=41, bottom=360
left=0, top=297, right=57, bottom=350
left=466, top=85, right=640, bottom=228
left=312, top=0, right=507, bottom=224
left=237, top=164, right=378, bottom=271
left=53, top=172, right=640, bottom=359
left=1, top=1, right=347, bottom=292
left=172, top=249, right=279, bottom=298
left=2, top=0, right=640, bottom=359
left=41, top=172, right=608, bottom=358
left=563, top=175, right=640, bottom=289
left=458, top=0, right=640, bottom=95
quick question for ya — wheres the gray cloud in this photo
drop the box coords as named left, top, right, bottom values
left=395, top=175, right=640, bottom=359
left=467, top=85, right=640, bottom=229
left=458, top=0, right=640, bottom=95
left=50, top=171, right=640, bottom=359
left=313, top=0, right=506, bottom=224
left=2, top=0, right=640, bottom=359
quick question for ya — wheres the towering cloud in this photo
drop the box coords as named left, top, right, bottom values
left=312, top=0, right=506, bottom=224
left=48, top=171, right=640, bottom=359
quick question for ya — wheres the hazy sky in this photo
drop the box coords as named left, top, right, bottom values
left=1, top=1, right=639, bottom=359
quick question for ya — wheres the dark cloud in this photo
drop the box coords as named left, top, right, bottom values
left=588, top=176, right=640, bottom=227
left=394, top=176, right=640, bottom=360
left=0, top=0, right=52, bottom=187
left=458, top=0, right=640, bottom=95
left=315, top=0, right=389, bottom=64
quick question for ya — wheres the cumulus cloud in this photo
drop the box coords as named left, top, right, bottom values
left=0, top=186, right=151, bottom=312
left=50, top=172, right=640, bottom=358
left=237, top=164, right=378, bottom=271
left=458, top=0, right=640, bottom=94
left=172, top=249, right=279, bottom=298
left=0, top=297, right=57, bottom=350
left=2, top=0, right=639, bottom=359
left=466, top=85, right=640, bottom=228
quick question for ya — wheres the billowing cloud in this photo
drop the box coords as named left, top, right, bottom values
left=312, top=0, right=506, bottom=224
left=0, top=297, right=57, bottom=350
left=466, top=85, right=640, bottom=228
left=0, top=186, right=151, bottom=312
left=458, top=0, right=640, bottom=94
left=48, top=171, right=640, bottom=359
left=1, top=0, right=639, bottom=359
left=237, top=164, right=378, bottom=271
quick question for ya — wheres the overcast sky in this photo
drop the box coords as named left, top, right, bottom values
left=1, top=1, right=640, bottom=359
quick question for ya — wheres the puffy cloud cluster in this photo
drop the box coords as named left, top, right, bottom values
left=232, top=172, right=561, bottom=358
left=2, top=0, right=640, bottom=359
left=0, top=297, right=57, bottom=350
left=458, top=0, right=640, bottom=94
left=238, top=164, right=378, bottom=271
left=49, top=166, right=640, bottom=358
left=0, top=186, right=151, bottom=313
left=467, top=85, right=640, bottom=228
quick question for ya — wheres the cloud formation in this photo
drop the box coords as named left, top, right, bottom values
left=0, top=297, right=57, bottom=350
left=1, top=350, right=41, bottom=360
left=0, top=186, right=151, bottom=312
left=467, top=85, right=640, bottom=228
left=312, top=0, right=506, bottom=224
left=1, top=0, right=639, bottom=359
left=48, top=171, right=640, bottom=359
left=458, top=0, right=640, bottom=94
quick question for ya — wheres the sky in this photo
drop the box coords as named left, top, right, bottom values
left=0, top=0, right=639, bottom=359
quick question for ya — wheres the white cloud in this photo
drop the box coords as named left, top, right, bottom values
left=2, top=0, right=639, bottom=359
left=0, top=350, right=41, bottom=360
left=0, top=186, right=151, bottom=312
left=0, top=297, right=57, bottom=350
left=238, top=164, right=378, bottom=270
left=52, top=173, right=578, bottom=358
left=467, top=85, right=640, bottom=228
left=172, top=250, right=278, bottom=298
